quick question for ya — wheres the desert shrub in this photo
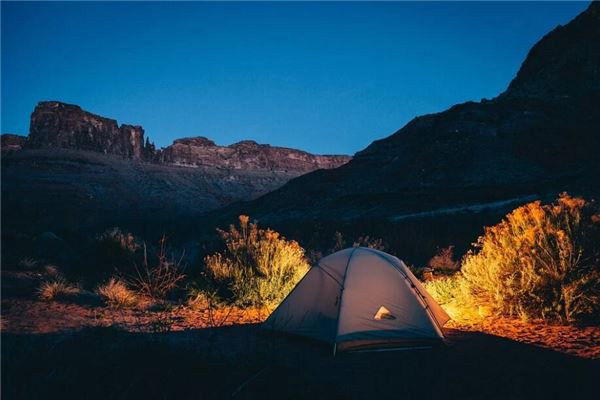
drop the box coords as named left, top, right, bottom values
left=204, top=215, right=309, bottom=307
left=460, top=193, right=600, bottom=323
left=97, top=278, right=138, bottom=308
left=42, top=264, right=61, bottom=276
left=37, top=277, right=80, bottom=301
left=329, top=231, right=385, bottom=252
left=353, top=234, right=385, bottom=250
left=18, top=257, right=39, bottom=270
left=93, top=228, right=142, bottom=280
left=127, top=236, right=186, bottom=301
left=428, top=245, right=460, bottom=274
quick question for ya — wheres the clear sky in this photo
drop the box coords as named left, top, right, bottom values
left=1, top=1, right=589, bottom=155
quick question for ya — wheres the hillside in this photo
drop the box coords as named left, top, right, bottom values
left=213, top=2, right=600, bottom=227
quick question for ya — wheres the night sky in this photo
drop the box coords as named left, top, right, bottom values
left=1, top=1, right=589, bottom=155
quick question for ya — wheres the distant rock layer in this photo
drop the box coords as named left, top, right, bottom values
left=23, top=101, right=350, bottom=172
left=159, top=137, right=351, bottom=172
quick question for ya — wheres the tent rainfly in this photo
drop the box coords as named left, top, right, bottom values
left=264, top=247, right=450, bottom=353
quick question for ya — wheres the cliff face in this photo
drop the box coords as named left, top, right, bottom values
left=159, top=137, right=351, bottom=172
left=25, top=101, right=350, bottom=172
left=28, top=101, right=147, bottom=160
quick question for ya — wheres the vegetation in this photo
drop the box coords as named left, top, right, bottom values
left=425, top=194, right=600, bottom=323
left=127, top=236, right=186, bottom=301
left=18, top=257, right=39, bottom=270
left=204, top=215, right=309, bottom=307
left=93, top=228, right=142, bottom=281
left=428, top=245, right=459, bottom=274
left=97, top=278, right=138, bottom=308
left=37, top=277, right=80, bottom=301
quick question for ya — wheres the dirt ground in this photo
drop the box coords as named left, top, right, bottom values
left=2, top=271, right=599, bottom=399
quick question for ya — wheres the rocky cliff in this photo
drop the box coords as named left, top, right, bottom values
left=159, top=137, right=350, bottom=172
left=2, top=102, right=350, bottom=238
left=25, top=101, right=350, bottom=172
left=28, top=101, right=148, bottom=160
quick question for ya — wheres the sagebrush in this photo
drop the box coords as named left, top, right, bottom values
left=426, top=194, right=600, bottom=323
left=204, top=215, right=309, bottom=307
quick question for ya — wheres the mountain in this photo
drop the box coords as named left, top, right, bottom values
left=207, top=2, right=600, bottom=259
left=1, top=103, right=349, bottom=238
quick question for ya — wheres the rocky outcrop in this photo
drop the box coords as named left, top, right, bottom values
left=1, top=134, right=27, bottom=153
left=28, top=101, right=148, bottom=160
left=26, top=101, right=350, bottom=172
left=159, top=137, right=351, bottom=172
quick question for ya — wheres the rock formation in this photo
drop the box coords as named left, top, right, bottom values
left=28, top=101, right=148, bottom=160
left=25, top=101, right=350, bottom=172
left=159, top=137, right=351, bottom=172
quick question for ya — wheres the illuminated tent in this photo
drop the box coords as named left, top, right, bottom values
left=264, top=247, right=450, bottom=353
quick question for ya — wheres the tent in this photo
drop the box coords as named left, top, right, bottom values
left=264, top=247, right=450, bottom=353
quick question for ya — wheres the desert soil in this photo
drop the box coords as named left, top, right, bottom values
left=2, top=271, right=599, bottom=399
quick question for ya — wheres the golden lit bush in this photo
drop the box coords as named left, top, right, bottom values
left=97, top=278, right=138, bottom=308
left=204, top=215, right=309, bottom=307
left=37, top=277, right=80, bottom=301
left=460, top=193, right=600, bottom=323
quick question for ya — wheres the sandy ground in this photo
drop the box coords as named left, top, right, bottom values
left=447, top=318, right=600, bottom=360
left=2, top=296, right=599, bottom=361
left=2, top=270, right=599, bottom=399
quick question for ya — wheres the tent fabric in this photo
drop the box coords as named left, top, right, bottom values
left=264, top=247, right=450, bottom=352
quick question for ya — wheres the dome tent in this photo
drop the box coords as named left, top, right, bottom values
left=264, top=247, right=450, bottom=353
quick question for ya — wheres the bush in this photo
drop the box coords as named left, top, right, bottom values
left=97, top=278, right=138, bottom=308
left=37, top=277, right=80, bottom=301
left=204, top=215, right=309, bottom=307
left=127, top=236, right=186, bottom=301
left=460, top=193, right=600, bottom=323
left=93, top=228, right=142, bottom=281
left=428, top=246, right=459, bottom=274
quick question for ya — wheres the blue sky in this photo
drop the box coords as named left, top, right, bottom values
left=1, top=1, right=589, bottom=155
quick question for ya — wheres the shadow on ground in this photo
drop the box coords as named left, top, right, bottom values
left=2, top=325, right=598, bottom=400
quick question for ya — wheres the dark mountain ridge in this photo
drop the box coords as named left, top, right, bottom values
left=217, top=1, right=600, bottom=225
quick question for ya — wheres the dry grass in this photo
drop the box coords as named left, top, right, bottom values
left=18, top=257, right=39, bottom=270
left=42, top=264, right=60, bottom=276
left=127, top=236, right=186, bottom=301
left=205, top=215, right=309, bottom=307
left=97, top=278, right=138, bottom=308
left=37, top=277, right=80, bottom=301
